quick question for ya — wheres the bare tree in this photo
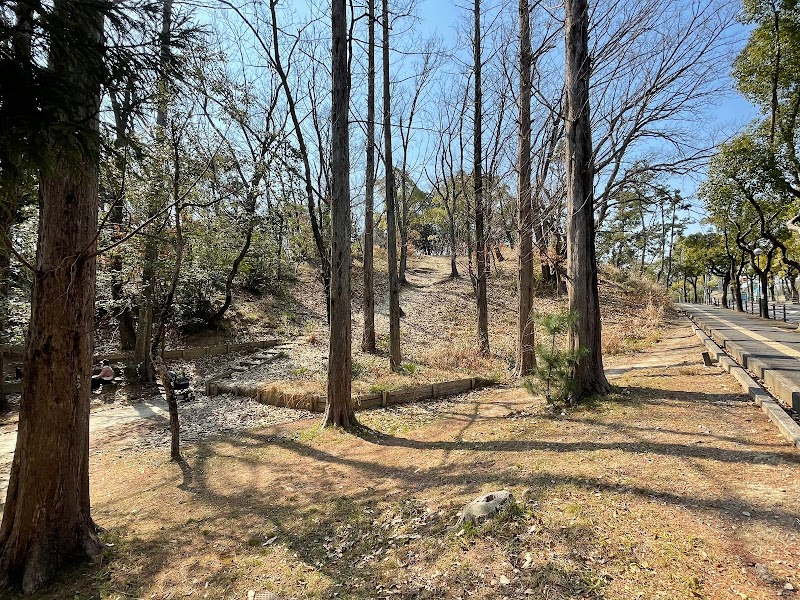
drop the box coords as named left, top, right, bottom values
left=515, top=0, right=535, bottom=376
left=426, top=80, right=471, bottom=279
left=362, top=0, right=377, bottom=353
left=565, top=0, right=610, bottom=401
left=590, top=0, right=738, bottom=227
left=473, top=0, right=489, bottom=355
left=324, top=0, right=357, bottom=427
left=396, top=43, right=438, bottom=284
left=383, top=0, right=402, bottom=369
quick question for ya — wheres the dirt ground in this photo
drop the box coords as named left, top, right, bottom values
left=12, top=318, right=799, bottom=600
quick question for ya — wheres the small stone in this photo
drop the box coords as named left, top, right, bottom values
left=785, top=582, right=795, bottom=591
left=742, top=511, right=751, bottom=517
left=754, top=563, right=775, bottom=584
left=499, top=575, right=511, bottom=586
left=456, top=490, right=515, bottom=527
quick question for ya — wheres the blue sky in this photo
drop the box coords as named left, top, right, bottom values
left=409, top=0, right=762, bottom=229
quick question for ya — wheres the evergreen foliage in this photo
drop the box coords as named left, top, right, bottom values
left=524, top=311, right=589, bottom=406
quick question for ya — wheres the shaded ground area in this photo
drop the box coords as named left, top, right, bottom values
left=14, top=321, right=799, bottom=599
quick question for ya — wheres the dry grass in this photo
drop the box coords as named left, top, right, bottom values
left=229, top=254, right=673, bottom=398
left=11, top=321, right=800, bottom=600
left=14, top=256, right=775, bottom=598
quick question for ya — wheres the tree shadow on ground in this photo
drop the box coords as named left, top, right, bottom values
left=15, top=380, right=799, bottom=599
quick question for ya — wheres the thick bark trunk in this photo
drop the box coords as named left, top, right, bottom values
left=515, top=0, right=535, bottom=377
left=382, top=0, right=402, bottom=370
left=0, top=3, right=104, bottom=590
left=564, top=0, right=610, bottom=401
left=323, top=0, right=356, bottom=427
left=362, top=0, right=376, bottom=354
left=474, top=0, right=489, bottom=356
left=721, top=273, right=731, bottom=309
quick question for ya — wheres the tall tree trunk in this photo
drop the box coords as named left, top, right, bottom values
left=399, top=221, right=408, bottom=284
left=759, top=269, right=769, bottom=317
left=665, top=198, right=678, bottom=287
left=109, top=83, right=136, bottom=351
left=638, top=201, right=647, bottom=276
left=789, top=271, right=799, bottom=303
left=153, top=154, right=185, bottom=356
left=362, top=0, right=377, bottom=353
left=721, top=272, right=731, bottom=309
left=397, top=170, right=409, bottom=285
left=324, top=0, right=356, bottom=427
left=135, top=242, right=156, bottom=381
left=135, top=0, right=173, bottom=382
left=474, top=0, right=489, bottom=355
left=383, top=0, right=402, bottom=370
left=564, top=0, right=610, bottom=401
left=515, top=0, right=535, bottom=377
left=0, top=193, right=14, bottom=412
left=0, top=2, right=104, bottom=590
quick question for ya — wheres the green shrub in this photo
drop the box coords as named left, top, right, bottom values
left=524, top=310, right=588, bottom=406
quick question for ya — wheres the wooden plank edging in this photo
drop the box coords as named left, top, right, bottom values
left=206, top=376, right=498, bottom=414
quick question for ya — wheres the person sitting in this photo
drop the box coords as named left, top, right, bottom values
left=99, top=360, right=115, bottom=382
left=91, top=360, right=116, bottom=391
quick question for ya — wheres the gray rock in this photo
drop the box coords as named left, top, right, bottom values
left=754, top=563, right=776, bottom=584
left=456, top=490, right=516, bottom=527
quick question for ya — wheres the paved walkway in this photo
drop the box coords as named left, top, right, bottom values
left=726, top=300, right=800, bottom=325
left=681, top=304, right=800, bottom=412
left=0, top=398, right=169, bottom=500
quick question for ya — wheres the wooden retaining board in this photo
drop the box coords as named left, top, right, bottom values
left=226, top=376, right=493, bottom=414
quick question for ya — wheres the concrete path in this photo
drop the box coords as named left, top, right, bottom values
left=681, top=304, right=800, bottom=412
left=731, top=300, right=800, bottom=325
left=0, top=398, right=169, bottom=499
left=0, top=398, right=169, bottom=458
